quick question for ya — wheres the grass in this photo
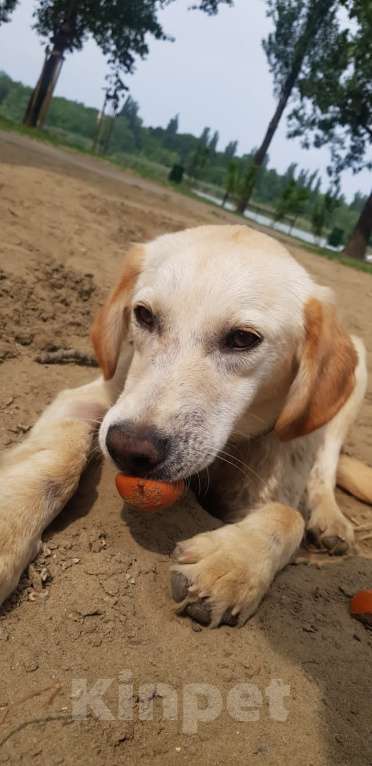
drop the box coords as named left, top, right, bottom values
left=0, top=113, right=170, bottom=184
left=0, top=113, right=82, bottom=149
left=300, top=241, right=372, bottom=274
left=1, top=114, right=371, bottom=276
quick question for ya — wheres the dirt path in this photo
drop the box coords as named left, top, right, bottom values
left=1, top=131, right=372, bottom=766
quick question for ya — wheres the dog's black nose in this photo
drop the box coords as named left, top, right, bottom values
left=106, top=422, right=169, bottom=476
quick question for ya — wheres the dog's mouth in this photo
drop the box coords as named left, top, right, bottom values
left=103, top=418, right=221, bottom=484
left=112, top=452, right=213, bottom=485
left=130, top=460, right=194, bottom=484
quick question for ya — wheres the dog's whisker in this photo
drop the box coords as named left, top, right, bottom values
left=189, top=446, right=249, bottom=479
left=85, top=417, right=105, bottom=427
left=89, top=444, right=104, bottom=460
left=232, top=413, right=267, bottom=428
left=205, top=466, right=210, bottom=496
left=192, top=442, right=266, bottom=486
left=215, top=454, right=251, bottom=478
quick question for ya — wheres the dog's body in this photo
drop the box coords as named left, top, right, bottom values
left=1, top=225, right=371, bottom=626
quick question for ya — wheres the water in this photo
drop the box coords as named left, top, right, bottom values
left=193, top=189, right=335, bottom=250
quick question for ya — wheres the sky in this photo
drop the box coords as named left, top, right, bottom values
left=0, top=0, right=370, bottom=201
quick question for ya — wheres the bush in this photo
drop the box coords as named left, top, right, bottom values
left=327, top=227, right=345, bottom=248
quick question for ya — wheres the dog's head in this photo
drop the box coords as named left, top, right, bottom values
left=92, top=225, right=356, bottom=480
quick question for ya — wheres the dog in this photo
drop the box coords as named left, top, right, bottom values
left=1, top=224, right=371, bottom=626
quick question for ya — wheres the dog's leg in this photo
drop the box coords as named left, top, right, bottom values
left=0, top=377, right=111, bottom=605
left=170, top=502, right=304, bottom=627
left=336, top=455, right=372, bottom=506
left=306, top=336, right=367, bottom=555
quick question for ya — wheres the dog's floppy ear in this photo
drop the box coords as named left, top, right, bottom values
left=90, top=244, right=144, bottom=380
left=275, top=297, right=357, bottom=441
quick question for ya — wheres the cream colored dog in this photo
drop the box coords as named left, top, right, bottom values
left=1, top=225, right=371, bottom=626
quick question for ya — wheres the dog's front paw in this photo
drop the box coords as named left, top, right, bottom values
left=170, top=526, right=273, bottom=628
left=0, top=522, right=41, bottom=606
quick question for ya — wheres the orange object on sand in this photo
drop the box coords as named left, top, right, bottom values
left=350, top=589, right=372, bottom=626
left=115, top=474, right=185, bottom=511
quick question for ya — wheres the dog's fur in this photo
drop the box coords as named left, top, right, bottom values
left=1, top=225, right=371, bottom=626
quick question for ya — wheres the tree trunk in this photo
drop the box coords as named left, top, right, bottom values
left=221, top=191, right=229, bottom=208
left=236, top=84, right=294, bottom=214
left=92, top=93, right=108, bottom=153
left=23, top=46, right=64, bottom=128
left=102, top=114, right=116, bottom=155
left=342, top=192, right=372, bottom=261
left=23, top=6, right=77, bottom=129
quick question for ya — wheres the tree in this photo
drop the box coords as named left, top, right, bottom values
left=209, top=129, right=219, bottom=154
left=23, top=0, right=231, bottom=129
left=163, top=114, right=179, bottom=149
left=284, top=162, right=297, bottom=182
left=188, top=144, right=210, bottom=179
left=199, top=127, right=211, bottom=147
left=221, top=160, right=239, bottom=207
left=119, top=95, right=142, bottom=148
left=287, top=0, right=372, bottom=260
left=0, top=70, right=12, bottom=102
left=328, top=226, right=345, bottom=248
left=296, top=168, right=309, bottom=188
left=274, top=178, right=309, bottom=231
left=0, top=0, right=17, bottom=24
left=236, top=0, right=337, bottom=213
left=311, top=190, right=339, bottom=242
left=311, top=201, right=326, bottom=243
left=224, top=140, right=238, bottom=157
left=306, top=169, right=319, bottom=192
left=197, top=0, right=233, bottom=9
left=350, top=192, right=367, bottom=212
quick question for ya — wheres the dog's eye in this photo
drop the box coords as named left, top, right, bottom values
left=134, top=304, right=155, bottom=330
left=224, top=329, right=262, bottom=351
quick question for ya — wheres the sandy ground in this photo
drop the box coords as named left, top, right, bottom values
left=0, top=131, right=372, bottom=766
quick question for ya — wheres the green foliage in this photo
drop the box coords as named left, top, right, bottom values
left=288, top=0, right=372, bottom=176
left=188, top=144, right=210, bottom=179
left=274, top=178, right=309, bottom=226
left=311, top=190, right=339, bottom=240
left=225, top=160, right=239, bottom=193
left=24, top=0, right=231, bottom=127
left=350, top=191, right=368, bottom=212
left=237, top=159, right=258, bottom=206
left=0, top=0, right=17, bottom=24
left=119, top=96, right=142, bottom=148
left=0, top=70, right=16, bottom=104
left=263, top=0, right=338, bottom=97
left=199, top=127, right=211, bottom=147
left=327, top=226, right=345, bottom=248
left=209, top=130, right=219, bottom=153
left=285, top=0, right=372, bottom=258
left=193, top=0, right=233, bottom=12
left=168, top=163, right=184, bottom=183
left=33, top=1, right=170, bottom=84
left=224, top=140, right=238, bottom=157
left=23, top=0, right=180, bottom=129
left=48, top=96, right=98, bottom=139
left=163, top=114, right=179, bottom=149
left=0, top=73, right=31, bottom=120
left=311, top=201, right=326, bottom=240
left=220, top=160, right=240, bottom=207
left=235, top=0, right=339, bottom=210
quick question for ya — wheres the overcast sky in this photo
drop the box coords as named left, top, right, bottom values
left=0, top=0, right=370, bottom=200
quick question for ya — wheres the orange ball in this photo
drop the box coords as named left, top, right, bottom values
left=350, top=589, right=372, bottom=626
left=115, top=474, right=185, bottom=511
